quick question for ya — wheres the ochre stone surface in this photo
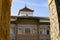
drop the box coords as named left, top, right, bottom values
left=0, top=0, right=12, bottom=40
left=48, top=0, right=60, bottom=40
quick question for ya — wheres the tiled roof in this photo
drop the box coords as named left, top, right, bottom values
left=19, top=6, right=34, bottom=12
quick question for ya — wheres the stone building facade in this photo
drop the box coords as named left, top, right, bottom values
left=48, top=0, right=60, bottom=40
left=10, top=6, right=50, bottom=40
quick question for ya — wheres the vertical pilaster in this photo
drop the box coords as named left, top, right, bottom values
left=37, top=19, right=39, bottom=40
left=15, top=22, right=18, bottom=40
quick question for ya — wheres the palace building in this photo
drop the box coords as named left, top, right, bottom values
left=10, top=6, right=50, bottom=40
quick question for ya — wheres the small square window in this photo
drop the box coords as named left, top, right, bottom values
left=18, top=28, right=22, bottom=34
left=25, top=28, right=30, bottom=34
left=10, top=28, right=15, bottom=34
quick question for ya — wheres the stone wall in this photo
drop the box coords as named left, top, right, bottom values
left=10, top=24, right=50, bottom=40
left=0, top=0, right=12, bottom=40
left=48, top=0, right=60, bottom=40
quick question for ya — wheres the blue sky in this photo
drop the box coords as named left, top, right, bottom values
left=11, top=0, right=50, bottom=17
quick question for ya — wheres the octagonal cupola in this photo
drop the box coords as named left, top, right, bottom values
left=18, top=6, right=34, bottom=16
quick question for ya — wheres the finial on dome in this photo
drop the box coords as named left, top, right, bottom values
left=25, top=3, right=27, bottom=8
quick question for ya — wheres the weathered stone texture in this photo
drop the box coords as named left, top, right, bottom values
left=0, top=0, right=12, bottom=40
left=48, top=0, right=60, bottom=40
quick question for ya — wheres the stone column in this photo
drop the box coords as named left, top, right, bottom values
left=0, top=0, right=12, bottom=40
